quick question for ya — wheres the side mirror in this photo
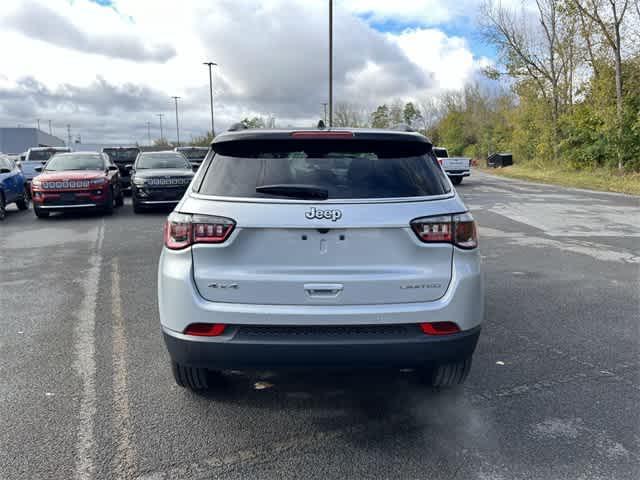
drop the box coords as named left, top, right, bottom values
left=125, top=164, right=133, bottom=172
left=192, top=165, right=199, bottom=172
left=34, top=167, right=43, bottom=173
left=0, top=168, right=11, bottom=174
left=107, top=165, right=118, bottom=171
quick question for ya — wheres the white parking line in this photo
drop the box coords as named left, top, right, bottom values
left=73, top=220, right=104, bottom=480
left=111, top=258, right=136, bottom=479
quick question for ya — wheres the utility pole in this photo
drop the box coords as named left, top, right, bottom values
left=328, top=0, right=333, bottom=127
left=172, top=96, right=181, bottom=147
left=321, top=103, right=328, bottom=126
left=157, top=114, right=164, bottom=143
left=203, top=62, right=217, bottom=137
left=48, top=120, right=52, bottom=135
left=66, top=124, right=71, bottom=146
left=146, top=121, right=151, bottom=145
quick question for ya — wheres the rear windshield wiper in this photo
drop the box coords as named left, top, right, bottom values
left=256, top=184, right=329, bottom=200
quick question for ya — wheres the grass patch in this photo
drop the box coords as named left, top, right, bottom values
left=479, top=164, right=640, bottom=195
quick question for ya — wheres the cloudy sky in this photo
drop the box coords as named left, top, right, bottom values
left=0, top=0, right=500, bottom=144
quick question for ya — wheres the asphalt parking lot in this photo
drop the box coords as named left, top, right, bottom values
left=0, top=171, right=638, bottom=480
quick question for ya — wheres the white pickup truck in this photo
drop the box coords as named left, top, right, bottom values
left=433, top=147, right=471, bottom=185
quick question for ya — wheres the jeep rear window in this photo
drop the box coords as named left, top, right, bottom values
left=103, top=148, right=139, bottom=163
left=198, top=140, right=450, bottom=199
left=27, top=150, right=60, bottom=161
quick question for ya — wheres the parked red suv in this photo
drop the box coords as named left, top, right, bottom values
left=31, top=152, right=124, bottom=218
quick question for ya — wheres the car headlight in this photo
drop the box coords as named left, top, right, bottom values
left=31, top=179, right=41, bottom=187
left=90, top=178, right=107, bottom=185
left=132, top=177, right=145, bottom=186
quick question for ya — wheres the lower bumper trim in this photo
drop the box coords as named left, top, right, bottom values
left=162, top=325, right=481, bottom=369
left=37, top=203, right=98, bottom=209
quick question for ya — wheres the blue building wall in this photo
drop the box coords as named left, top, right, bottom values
left=0, top=128, right=66, bottom=154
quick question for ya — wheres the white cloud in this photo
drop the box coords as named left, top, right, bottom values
left=390, top=28, right=491, bottom=92
left=0, top=0, right=490, bottom=143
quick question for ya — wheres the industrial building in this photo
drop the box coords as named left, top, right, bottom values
left=0, top=127, right=66, bottom=154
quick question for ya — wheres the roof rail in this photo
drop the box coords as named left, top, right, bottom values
left=227, top=122, right=248, bottom=132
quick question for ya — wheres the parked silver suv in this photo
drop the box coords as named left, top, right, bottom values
left=158, top=128, right=483, bottom=391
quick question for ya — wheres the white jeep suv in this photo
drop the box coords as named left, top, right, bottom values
left=158, top=128, right=483, bottom=391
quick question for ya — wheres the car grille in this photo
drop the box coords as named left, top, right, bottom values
left=42, top=180, right=90, bottom=189
left=146, top=177, right=191, bottom=186
left=235, top=324, right=419, bottom=340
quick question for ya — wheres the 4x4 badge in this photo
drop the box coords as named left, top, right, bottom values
left=305, top=207, right=342, bottom=222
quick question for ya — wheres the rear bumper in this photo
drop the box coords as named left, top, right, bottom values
left=162, top=325, right=481, bottom=369
left=446, top=171, right=471, bottom=177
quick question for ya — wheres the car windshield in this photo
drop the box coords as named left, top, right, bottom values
left=0, top=157, right=13, bottom=170
left=103, top=148, right=139, bottom=163
left=198, top=142, right=450, bottom=199
left=178, top=149, right=208, bottom=160
left=28, top=150, right=59, bottom=161
left=137, top=153, right=190, bottom=169
left=45, top=154, right=104, bottom=171
left=433, top=148, right=448, bottom=158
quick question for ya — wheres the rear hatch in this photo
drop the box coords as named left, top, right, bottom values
left=442, top=157, right=470, bottom=171
left=187, top=132, right=458, bottom=306
left=102, top=148, right=140, bottom=176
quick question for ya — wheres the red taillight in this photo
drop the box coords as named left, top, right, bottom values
left=411, top=213, right=478, bottom=249
left=164, top=213, right=235, bottom=250
left=290, top=131, right=354, bottom=138
left=438, top=158, right=443, bottom=165
left=420, top=322, right=461, bottom=335
left=184, top=323, right=226, bottom=336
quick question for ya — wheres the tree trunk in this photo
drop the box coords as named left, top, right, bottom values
left=614, top=25, right=624, bottom=170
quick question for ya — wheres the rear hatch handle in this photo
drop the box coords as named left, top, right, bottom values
left=304, top=283, right=343, bottom=298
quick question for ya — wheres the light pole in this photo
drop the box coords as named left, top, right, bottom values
left=172, top=96, right=181, bottom=147
left=321, top=103, right=328, bottom=126
left=329, top=0, right=333, bottom=127
left=146, top=121, right=151, bottom=145
left=36, top=119, right=40, bottom=131
left=203, top=62, right=217, bottom=137
left=157, top=114, right=164, bottom=143
left=66, top=124, right=71, bottom=146
left=48, top=120, right=52, bottom=135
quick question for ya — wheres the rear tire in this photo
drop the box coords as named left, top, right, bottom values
left=450, top=176, right=463, bottom=186
left=132, top=198, right=144, bottom=214
left=103, top=189, right=114, bottom=215
left=171, top=361, right=213, bottom=391
left=16, top=188, right=30, bottom=210
left=115, top=187, right=124, bottom=207
left=420, top=356, right=472, bottom=387
left=34, top=205, right=49, bottom=218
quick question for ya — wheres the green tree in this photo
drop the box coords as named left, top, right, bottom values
left=370, top=104, right=390, bottom=128
left=403, top=102, right=423, bottom=127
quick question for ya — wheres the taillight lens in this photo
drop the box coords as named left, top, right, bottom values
left=420, top=322, right=461, bottom=335
left=184, top=323, right=226, bottom=336
left=453, top=213, right=478, bottom=249
left=164, top=213, right=235, bottom=250
left=411, top=213, right=478, bottom=249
